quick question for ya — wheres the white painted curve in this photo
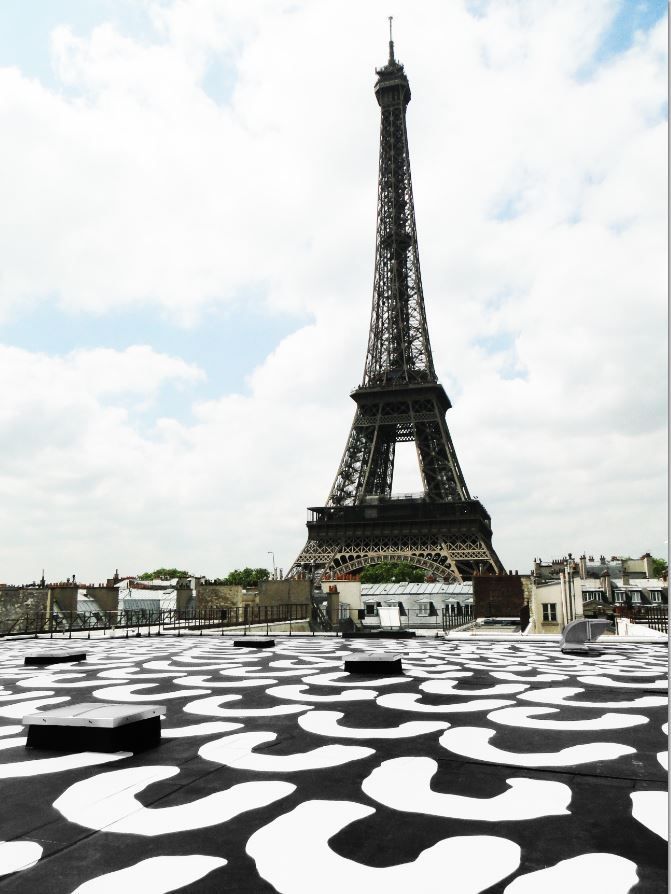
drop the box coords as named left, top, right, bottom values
left=54, top=765, right=295, bottom=836
left=362, top=757, right=571, bottom=820
left=247, top=799, right=520, bottom=894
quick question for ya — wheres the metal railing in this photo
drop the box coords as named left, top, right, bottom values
left=442, top=609, right=475, bottom=632
left=0, top=604, right=311, bottom=639
left=614, top=605, right=668, bottom=634
left=311, top=602, right=333, bottom=632
left=332, top=606, right=473, bottom=633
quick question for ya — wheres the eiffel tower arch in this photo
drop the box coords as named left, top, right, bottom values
left=288, top=32, right=504, bottom=583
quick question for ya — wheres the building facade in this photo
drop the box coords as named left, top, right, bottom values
left=529, top=552, right=667, bottom=633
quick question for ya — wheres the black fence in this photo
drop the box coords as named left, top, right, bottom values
left=442, top=609, right=474, bottom=632
left=336, top=605, right=473, bottom=633
left=0, top=604, right=311, bottom=639
left=614, top=605, right=668, bottom=634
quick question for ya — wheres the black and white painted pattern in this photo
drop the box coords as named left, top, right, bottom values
left=0, top=636, right=666, bottom=893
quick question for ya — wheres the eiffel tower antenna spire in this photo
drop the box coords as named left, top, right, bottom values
left=287, top=40, right=504, bottom=583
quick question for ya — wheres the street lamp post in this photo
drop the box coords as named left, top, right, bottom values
left=303, top=562, right=315, bottom=624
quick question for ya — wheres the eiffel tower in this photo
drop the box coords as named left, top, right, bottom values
left=287, top=29, right=504, bottom=583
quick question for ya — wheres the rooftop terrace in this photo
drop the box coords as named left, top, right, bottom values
left=0, top=634, right=667, bottom=893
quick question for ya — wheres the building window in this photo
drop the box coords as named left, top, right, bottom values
left=417, top=602, right=430, bottom=616
left=364, top=603, right=377, bottom=616
left=614, top=591, right=625, bottom=603
left=630, top=591, right=641, bottom=604
left=649, top=591, right=662, bottom=603
left=542, top=603, right=557, bottom=622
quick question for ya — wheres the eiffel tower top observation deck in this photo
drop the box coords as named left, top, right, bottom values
left=287, top=31, right=503, bottom=582
left=361, top=26, right=435, bottom=390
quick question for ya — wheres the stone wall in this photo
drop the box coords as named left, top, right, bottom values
left=258, top=579, right=311, bottom=605
left=0, top=586, right=78, bottom=631
left=0, top=587, right=48, bottom=620
left=195, top=584, right=247, bottom=611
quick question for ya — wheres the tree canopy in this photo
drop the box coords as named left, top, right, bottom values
left=359, top=562, right=426, bottom=584
left=222, top=567, right=271, bottom=588
left=138, top=568, right=190, bottom=580
left=652, top=557, right=668, bottom=578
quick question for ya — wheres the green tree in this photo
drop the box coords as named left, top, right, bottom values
left=652, top=557, right=668, bottom=578
left=359, top=562, right=426, bottom=584
left=222, top=567, right=271, bottom=588
left=138, top=568, right=191, bottom=581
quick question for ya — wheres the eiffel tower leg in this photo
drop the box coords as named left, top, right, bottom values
left=444, top=536, right=505, bottom=579
left=285, top=539, right=338, bottom=581
left=327, top=421, right=376, bottom=506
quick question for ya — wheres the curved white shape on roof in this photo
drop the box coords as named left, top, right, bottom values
left=518, top=687, right=667, bottom=709
left=0, top=750, right=129, bottom=779
left=54, top=765, right=295, bottom=835
left=363, top=757, right=571, bottom=820
left=0, top=841, right=43, bottom=877
left=503, top=854, right=638, bottom=894
left=377, top=693, right=514, bottom=713
left=486, top=706, right=649, bottom=731
left=439, top=727, right=634, bottom=767
left=631, top=791, right=668, bottom=840
left=247, top=799, right=520, bottom=894
left=298, top=710, right=448, bottom=739
left=71, top=855, right=227, bottom=894
left=199, top=731, right=373, bottom=771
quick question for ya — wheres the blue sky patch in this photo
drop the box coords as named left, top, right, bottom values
left=0, top=301, right=309, bottom=421
left=490, top=193, right=525, bottom=222
left=201, top=55, right=238, bottom=106
left=0, top=0, right=159, bottom=88
left=473, top=332, right=517, bottom=354
left=595, top=0, right=667, bottom=61
left=574, top=0, right=667, bottom=82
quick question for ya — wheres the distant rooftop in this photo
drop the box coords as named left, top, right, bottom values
left=361, top=581, right=472, bottom=596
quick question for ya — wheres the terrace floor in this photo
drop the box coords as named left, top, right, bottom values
left=0, top=634, right=667, bottom=893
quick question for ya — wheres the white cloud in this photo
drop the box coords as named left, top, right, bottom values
left=0, top=0, right=666, bottom=582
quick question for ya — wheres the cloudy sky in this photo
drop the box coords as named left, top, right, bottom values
left=0, top=0, right=666, bottom=584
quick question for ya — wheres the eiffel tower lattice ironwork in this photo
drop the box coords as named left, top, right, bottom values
left=287, top=33, right=504, bottom=583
